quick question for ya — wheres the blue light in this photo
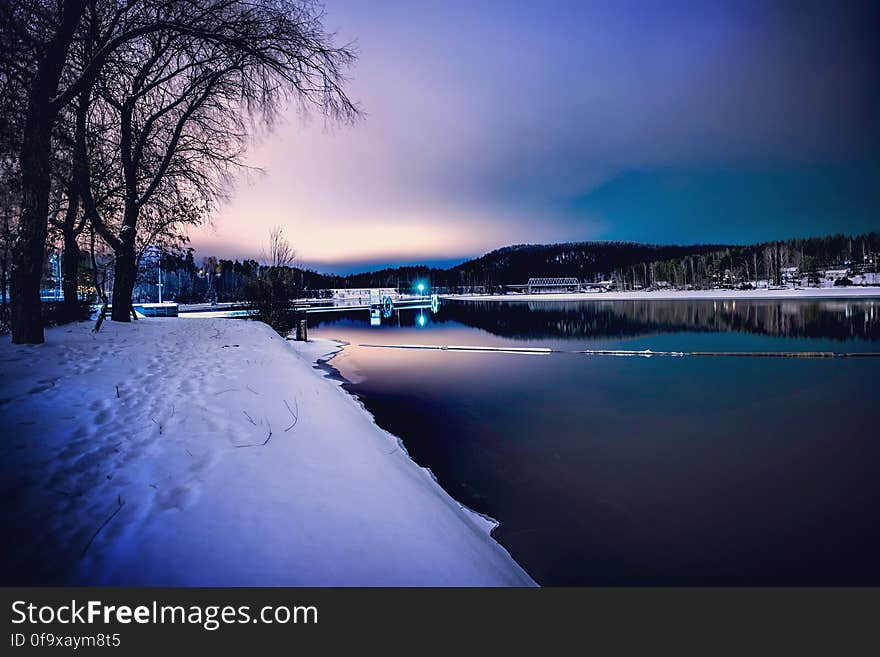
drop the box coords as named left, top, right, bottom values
left=417, top=282, right=425, bottom=293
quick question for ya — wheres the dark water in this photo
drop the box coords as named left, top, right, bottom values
left=310, top=298, right=880, bottom=585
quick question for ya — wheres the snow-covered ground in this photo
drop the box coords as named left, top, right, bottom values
left=0, top=318, right=535, bottom=586
left=446, top=287, right=880, bottom=303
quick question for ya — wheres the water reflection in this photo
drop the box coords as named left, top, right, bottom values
left=316, top=298, right=880, bottom=342
left=309, top=297, right=880, bottom=584
left=447, top=299, right=880, bottom=341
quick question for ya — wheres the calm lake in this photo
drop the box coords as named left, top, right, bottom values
left=309, top=298, right=880, bottom=585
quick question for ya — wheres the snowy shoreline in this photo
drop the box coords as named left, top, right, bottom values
left=0, top=318, right=535, bottom=586
left=292, top=337, right=523, bottom=544
left=444, top=287, right=880, bottom=303
left=304, top=339, right=518, bottom=540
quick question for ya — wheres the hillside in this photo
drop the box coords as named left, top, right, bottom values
left=445, top=242, right=729, bottom=286
left=314, top=233, right=879, bottom=291
left=305, top=241, right=729, bottom=290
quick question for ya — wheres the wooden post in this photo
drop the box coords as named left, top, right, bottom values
left=295, top=312, right=308, bottom=341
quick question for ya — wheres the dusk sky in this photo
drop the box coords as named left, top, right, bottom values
left=188, top=0, right=880, bottom=273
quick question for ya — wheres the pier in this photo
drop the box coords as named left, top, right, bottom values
left=177, top=293, right=440, bottom=320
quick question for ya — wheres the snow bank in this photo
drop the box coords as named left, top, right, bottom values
left=446, top=287, right=880, bottom=303
left=0, top=318, right=535, bottom=586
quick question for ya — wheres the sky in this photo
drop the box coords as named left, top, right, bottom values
left=188, top=0, right=880, bottom=273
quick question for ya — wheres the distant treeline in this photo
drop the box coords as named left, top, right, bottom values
left=317, top=232, right=880, bottom=291
left=146, top=232, right=880, bottom=302
left=621, top=232, right=880, bottom=290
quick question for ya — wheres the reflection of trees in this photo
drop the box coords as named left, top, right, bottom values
left=438, top=300, right=880, bottom=342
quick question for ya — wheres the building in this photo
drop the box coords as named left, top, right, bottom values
left=781, top=267, right=800, bottom=284
left=823, top=269, right=850, bottom=285
left=526, top=277, right=581, bottom=294
left=330, top=288, right=399, bottom=306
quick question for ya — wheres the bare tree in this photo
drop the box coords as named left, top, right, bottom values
left=0, top=1, right=29, bottom=329
left=3, top=0, right=86, bottom=342
left=0, top=158, right=18, bottom=332
left=4, top=0, right=358, bottom=342
left=264, top=226, right=295, bottom=269
left=246, top=226, right=297, bottom=334
left=47, top=86, right=93, bottom=321
left=80, top=1, right=357, bottom=322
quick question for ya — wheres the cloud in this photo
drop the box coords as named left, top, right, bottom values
left=187, top=0, right=880, bottom=269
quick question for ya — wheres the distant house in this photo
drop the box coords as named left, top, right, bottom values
left=781, top=266, right=799, bottom=284
left=823, top=268, right=849, bottom=284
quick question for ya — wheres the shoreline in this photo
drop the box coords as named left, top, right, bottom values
left=301, top=338, right=517, bottom=539
left=443, top=287, right=880, bottom=303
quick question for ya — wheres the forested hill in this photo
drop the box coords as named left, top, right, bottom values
left=309, top=241, right=729, bottom=289
left=307, top=233, right=878, bottom=290
left=445, top=242, right=729, bottom=286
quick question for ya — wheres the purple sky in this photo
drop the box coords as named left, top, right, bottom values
left=188, top=0, right=880, bottom=272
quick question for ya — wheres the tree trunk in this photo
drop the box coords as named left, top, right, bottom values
left=11, top=117, right=53, bottom=343
left=111, top=240, right=137, bottom=323
left=10, top=0, right=85, bottom=344
left=1, top=253, right=7, bottom=308
left=61, top=232, right=81, bottom=321
left=1, top=208, right=11, bottom=309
